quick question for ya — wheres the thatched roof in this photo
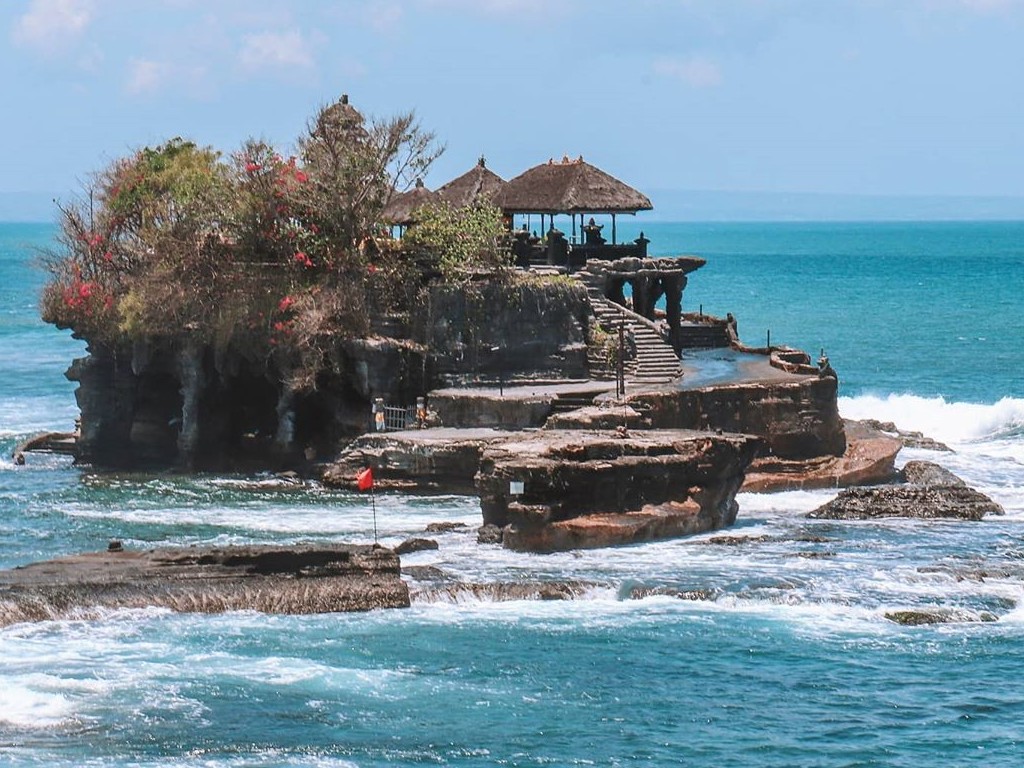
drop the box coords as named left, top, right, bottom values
left=436, top=156, right=506, bottom=208
left=494, top=156, right=653, bottom=214
left=382, top=179, right=440, bottom=226
left=316, top=94, right=368, bottom=141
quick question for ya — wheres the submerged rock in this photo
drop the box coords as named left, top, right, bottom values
left=884, top=609, right=998, bottom=625
left=0, top=543, right=408, bottom=627
left=628, top=586, right=721, bottom=602
left=411, top=580, right=603, bottom=604
left=425, top=521, right=469, bottom=534
left=697, top=534, right=777, bottom=546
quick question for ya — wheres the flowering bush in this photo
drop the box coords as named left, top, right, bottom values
left=39, top=97, right=517, bottom=392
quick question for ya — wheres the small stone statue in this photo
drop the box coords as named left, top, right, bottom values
left=818, top=355, right=837, bottom=380
left=583, top=217, right=606, bottom=246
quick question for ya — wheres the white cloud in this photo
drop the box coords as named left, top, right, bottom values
left=125, top=58, right=166, bottom=95
left=124, top=58, right=210, bottom=98
left=238, top=28, right=316, bottom=73
left=12, top=0, right=93, bottom=54
left=653, top=55, right=723, bottom=88
left=364, top=2, right=404, bottom=31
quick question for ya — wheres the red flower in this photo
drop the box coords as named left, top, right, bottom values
left=367, top=264, right=378, bottom=274
left=103, top=251, right=113, bottom=262
left=294, top=170, right=309, bottom=184
left=245, top=162, right=260, bottom=173
left=278, top=296, right=295, bottom=312
left=293, top=251, right=313, bottom=268
left=273, top=321, right=286, bottom=332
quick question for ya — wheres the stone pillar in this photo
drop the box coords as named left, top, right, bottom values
left=177, top=341, right=205, bottom=467
left=632, top=273, right=653, bottom=319
left=605, top=275, right=626, bottom=307
left=663, top=273, right=686, bottom=354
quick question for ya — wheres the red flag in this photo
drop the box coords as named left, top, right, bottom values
left=357, top=467, right=373, bottom=491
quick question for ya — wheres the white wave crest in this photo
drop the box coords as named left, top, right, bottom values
left=0, top=682, right=74, bottom=728
left=839, top=393, right=1024, bottom=445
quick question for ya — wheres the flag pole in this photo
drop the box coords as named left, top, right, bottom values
left=371, top=486, right=378, bottom=544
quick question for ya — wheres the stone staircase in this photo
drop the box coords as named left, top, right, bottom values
left=576, top=272, right=682, bottom=383
left=678, top=321, right=731, bottom=350
left=548, top=392, right=602, bottom=414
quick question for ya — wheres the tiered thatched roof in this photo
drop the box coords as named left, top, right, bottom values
left=382, top=179, right=439, bottom=226
left=436, top=156, right=506, bottom=208
left=315, top=94, right=368, bottom=141
left=494, top=156, right=653, bottom=214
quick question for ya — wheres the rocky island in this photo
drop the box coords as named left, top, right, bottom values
left=27, top=94, right=920, bottom=568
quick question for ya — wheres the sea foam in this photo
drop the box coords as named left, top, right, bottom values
left=840, top=393, right=1024, bottom=446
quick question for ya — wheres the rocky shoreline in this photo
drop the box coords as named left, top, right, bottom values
left=0, top=543, right=408, bottom=628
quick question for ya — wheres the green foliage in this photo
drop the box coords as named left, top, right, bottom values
left=40, top=96, right=445, bottom=391
left=401, top=200, right=510, bottom=281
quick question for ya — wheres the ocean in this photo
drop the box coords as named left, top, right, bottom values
left=3, top=220, right=1024, bottom=766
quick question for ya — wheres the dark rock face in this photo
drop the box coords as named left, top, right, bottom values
left=626, top=376, right=846, bottom=460
left=417, top=280, right=590, bottom=385
left=0, top=544, right=408, bottom=627
left=62, top=279, right=591, bottom=470
left=808, top=485, right=1004, bottom=521
left=67, top=337, right=429, bottom=470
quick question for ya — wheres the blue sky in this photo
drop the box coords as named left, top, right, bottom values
left=3, top=0, right=1024, bottom=220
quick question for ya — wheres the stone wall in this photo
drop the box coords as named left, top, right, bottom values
left=415, top=278, right=590, bottom=384
left=625, top=376, right=846, bottom=460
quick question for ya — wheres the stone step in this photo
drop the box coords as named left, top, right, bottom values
left=582, top=285, right=683, bottom=382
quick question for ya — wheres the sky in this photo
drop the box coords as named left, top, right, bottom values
left=3, top=0, right=1024, bottom=221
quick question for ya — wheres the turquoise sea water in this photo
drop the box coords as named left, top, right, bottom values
left=4, top=221, right=1024, bottom=766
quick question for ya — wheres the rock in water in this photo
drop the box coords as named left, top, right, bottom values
left=900, top=460, right=965, bottom=487
left=0, top=544, right=409, bottom=627
left=808, top=485, right=1004, bottom=521
left=394, top=537, right=439, bottom=555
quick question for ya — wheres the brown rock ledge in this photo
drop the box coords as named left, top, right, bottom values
left=741, top=420, right=902, bottom=492
left=324, top=427, right=761, bottom=552
left=0, top=543, right=409, bottom=627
